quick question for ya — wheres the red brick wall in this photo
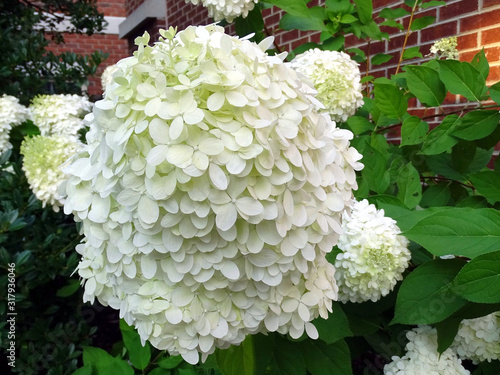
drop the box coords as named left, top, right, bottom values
left=98, top=0, right=127, bottom=17
left=165, top=0, right=211, bottom=29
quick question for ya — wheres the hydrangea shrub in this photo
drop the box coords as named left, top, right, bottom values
left=63, top=25, right=363, bottom=364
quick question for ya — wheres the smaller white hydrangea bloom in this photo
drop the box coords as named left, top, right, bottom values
left=430, top=37, right=459, bottom=60
left=186, top=0, right=258, bottom=22
left=384, top=326, right=470, bottom=375
left=21, top=135, right=80, bottom=211
left=291, top=49, right=364, bottom=123
left=453, top=313, right=500, bottom=363
left=29, top=94, right=92, bottom=141
left=101, top=64, right=119, bottom=92
left=0, top=95, right=30, bottom=153
left=334, top=199, right=411, bottom=303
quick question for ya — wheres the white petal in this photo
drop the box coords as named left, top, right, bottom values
left=207, top=92, right=225, bottom=111
left=138, top=195, right=159, bottom=224
left=184, top=108, right=204, bottom=125
left=226, top=91, right=248, bottom=107
left=146, top=145, right=168, bottom=166
left=209, top=164, right=228, bottom=190
left=236, top=197, right=264, bottom=216
left=198, top=138, right=224, bottom=155
left=220, top=261, right=240, bottom=280
left=141, top=255, right=157, bottom=279
left=215, top=204, right=237, bottom=231
left=165, top=306, right=183, bottom=324
left=166, top=145, right=193, bottom=168
left=256, top=221, right=282, bottom=245
left=305, top=322, right=319, bottom=339
left=169, top=116, right=184, bottom=140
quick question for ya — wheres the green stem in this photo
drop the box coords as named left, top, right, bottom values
left=420, top=175, right=475, bottom=190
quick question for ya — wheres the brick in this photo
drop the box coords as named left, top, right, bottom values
left=488, top=65, right=500, bottom=83
left=420, top=21, right=458, bottom=43
left=387, top=32, right=418, bottom=52
left=439, top=0, right=478, bottom=22
left=461, top=8, right=500, bottom=32
left=481, top=26, right=500, bottom=45
left=483, top=0, right=500, bottom=9
left=457, top=32, right=478, bottom=50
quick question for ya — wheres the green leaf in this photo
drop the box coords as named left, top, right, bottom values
left=392, top=259, right=467, bottom=325
left=340, top=14, right=358, bottom=23
left=402, top=46, right=423, bottom=60
left=269, top=336, right=306, bottom=375
left=471, top=49, right=489, bottom=80
left=421, top=115, right=461, bottom=155
left=410, top=16, right=435, bottom=31
left=56, top=279, right=81, bottom=297
left=380, top=19, right=404, bottom=30
left=216, top=334, right=274, bottom=375
left=379, top=8, right=410, bottom=18
left=373, top=83, right=407, bottom=119
left=437, top=60, right=487, bottom=101
left=420, top=182, right=451, bottom=207
left=280, top=13, right=328, bottom=31
left=157, top=356, right=184, bottom=369
left=303, top=340, right=352, bottom=375
left=360, top=144, right=390, bottom=194
left=353, top=0, right=373, bottom=24
left=322, top=35, right=345, bottom=51
left=420, top=0, right=446, bottom=9
left=469, top=171, right=500, bottom=203
left=401, top=116, right=429, bottom=146
left=452, top=250, right=500, bottom=303
left=325, top=0, right=351, bottom=13
left=397, top=163, right=422, bottom=209
left=489, top=81, right=500, bottom=105
left=404, top=208, right=500, bottom=258
left=148, top=367, right=171, bottom=375
left=83, top=347, right=134, bottom=375
left=313, top=302, right=353, bottom=344
left=71, top=365, right=92, bottom=375
left=346, top=116, right=374, bottom=135
left=264, top=0, right=310, bottom=17
left=371, top=53, right=393, bottom=66
left=453, top=110, right=500, bottom=141
left=120, top=320, right=151, bottom=370
left=452, top=140, right=476, bottom=174
left=405, top=65, right=446, bottom=106
left=435, top=318, right=460, bottom=354
left=347, top=47, right=366, bottom=61
left=234, top=7, right=264, bottom=39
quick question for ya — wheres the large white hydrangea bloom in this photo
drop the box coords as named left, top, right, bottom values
left=186, top=0, right=258, bottom=22
left=452, top=313, right=500, bottom=363
left=384, top=326, right=470, bottom=375
left=29, top=94, right=92, bottom=140
left=291, top=49, right=364, bottom=123
left=0, top=95, right=30, bottom=153
left=21, top=135, right=80, bottom=211
left=334, top=199, right=411, bottom=303
left=62, top=25, right=363, bottom=364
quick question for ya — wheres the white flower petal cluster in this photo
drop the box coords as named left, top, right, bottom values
left=101, top=64, right=120, bottom=92
left=453, top=313, right=500, bottom=363
left=62, top=25, right=363, bottom=364
left=21, top=135, right=80, bottom=211
left=430, top=37, right=459, bottom=60
left=29, top=94, right=92, bottom=140
left=384, top=326, right=470, bottom=375
left=186, top=0, right=258, bottom=22
left=334, top=199, right=410, bottom=303
left=291, top=49, right=364, bottom=123
left=0, top=95, right=30, bottom=153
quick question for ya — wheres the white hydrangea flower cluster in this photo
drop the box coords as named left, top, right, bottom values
left=63, top=25, right=363, bottom=364
left=0, top=95, right=30, bottom=153
left=186, top=0, right=258, bottom=22
left=21, top=135, right=80, bottom=211
left=29, top=94, right=92, bottom=140
left=101, top=64, right=119, bottom=92
left=291, top=49, right=364, bottom=123
left=334, top=199, right=411, bottom=303
left=453, top=313, right=500, bottom=363
left=384, top=326, right=470, bottom=375
left=430, top=36, right=459, bottom=60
